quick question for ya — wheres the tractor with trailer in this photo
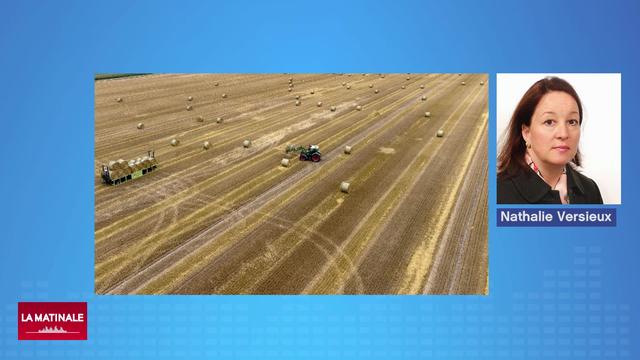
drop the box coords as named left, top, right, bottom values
left=101, top=150, right=158, bottom=185
left=286, top=144, right=322, bottom=162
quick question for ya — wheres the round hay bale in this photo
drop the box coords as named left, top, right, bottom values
left=288, top=87, right=293, bottom=92
left=280, top=158, right=290, bottom=167
left=346, top=85, right=351, bottom=89
left=342, top=82, right=346, bottom=86
left=171, top=138, right=179, bottom=146
left=424, top=111, right=431, bottom=117
left=222, top=93, right=227, bottom=98
left=187, top=96, right=193, bottom=101
left=421, top=95, right=427, bottom=101
left=295, top=95, right=300, bottom=100
left=374, top=89, right=379, bottom=94
left=401, top=85, right=406, bottom=89
left=330, top=106, right=337, bottom=112
left=216, top=117, right=223, bottom=124
left=356, top=105, right=362, bottom=111
left=406, top=76, right=410, bottom=80
left=196, top=116, right=204, bottom=122
left=243, top=139, right=251, bottom=148
left=310, top=90, right=315, bottom=94
left=461, top=81, right=466, bottom=86
left=214, top=82, right=219, bottom=86
left=436, top=129, right=444, bottom=137
left=186, top=105, right=193, bottom=111
left=289, top=77, right=293, bottom=82
left=295, top=100, right=301, bottom=106
left=344, top=146, right=352, bottom=154
left=380, top=74, right=385, bottom=78
left=203, top=141, right=211, bottom=150
left=480, top=81, right=485, bottom=85
left=137, top=122, right=144, bottom=129
left=340, top=182, right=350, bottom=193
left=317, top=101, right=323, bottom=107
left=420, top=84, right=425, bottom=89
left=115, top=97, right=123, bottom=103
left=369, top=84, right=374, bottom=88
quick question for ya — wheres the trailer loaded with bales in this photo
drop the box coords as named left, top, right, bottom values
left=101, top=151, right=158, bottom=185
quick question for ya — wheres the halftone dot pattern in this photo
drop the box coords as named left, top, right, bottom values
left=509, top=246, right=630, bottom=359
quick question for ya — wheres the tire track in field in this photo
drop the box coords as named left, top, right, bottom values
left=158, top=76, right=462, bottom=294
left=397, top=109, right=488, bottom=294
left=304, top=80, right=486, bottom=294
left=422, top=121, right=488, bottom=294
left=94, top=74, right=482, bottom=294
left=95, top=76, right=442, bottom=249
left=94, top=74, right=432, bottom=215
left=117, top=78, right=450, bottom=294
left=339, top=78, right=487, bottom=294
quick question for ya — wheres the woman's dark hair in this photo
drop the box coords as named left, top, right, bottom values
left=497, top=76, right=583, bottom=179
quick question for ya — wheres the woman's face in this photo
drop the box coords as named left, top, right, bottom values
left=522, top=91, right=581, bottom=168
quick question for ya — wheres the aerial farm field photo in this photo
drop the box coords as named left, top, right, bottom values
left=94, top=73, right=488, bottom=295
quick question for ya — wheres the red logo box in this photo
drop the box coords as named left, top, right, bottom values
left=18, top=302, right=87, bottom=340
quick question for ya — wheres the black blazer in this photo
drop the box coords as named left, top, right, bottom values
left=497, top=166, right=603, bottom=204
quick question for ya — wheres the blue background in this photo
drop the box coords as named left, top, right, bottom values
left=1, top=1, right=637, bottom=358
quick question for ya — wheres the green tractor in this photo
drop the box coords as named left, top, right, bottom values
left=286, top=144, right=322, bottom=162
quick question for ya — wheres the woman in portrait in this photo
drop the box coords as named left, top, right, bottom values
left=497, top=77, right=603, bottom=204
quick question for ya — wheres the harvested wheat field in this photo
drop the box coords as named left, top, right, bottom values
left=95, top=73, right=488, bottom=294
